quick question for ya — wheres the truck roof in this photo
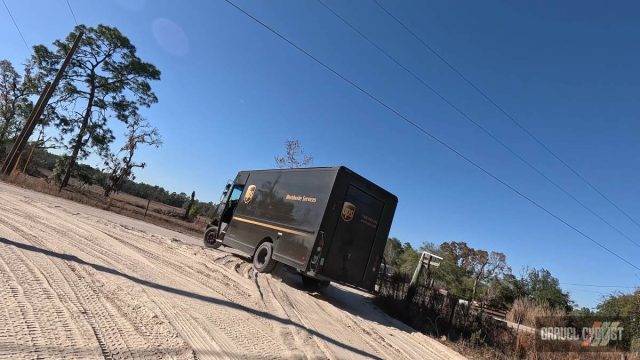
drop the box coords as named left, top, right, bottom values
left=238, top=166, right=342, bottom=172
left=236, top=166, right=397, bottom=202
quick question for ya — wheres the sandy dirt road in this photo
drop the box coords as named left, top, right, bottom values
left=0, top=182, right=465, bottom=359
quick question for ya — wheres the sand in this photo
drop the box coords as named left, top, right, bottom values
left=0, top=181, right=465, bottom=359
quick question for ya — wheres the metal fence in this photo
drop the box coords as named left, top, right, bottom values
left=375, top=272, right=515, bottom=349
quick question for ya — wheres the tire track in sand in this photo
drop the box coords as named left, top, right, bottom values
left=0, top=221, right=165, bottom=359
left=0, top=223, right=103, bottom=359
left=0, top=191, right=291, bottom=359
left=0, top=200, right=239, bottom=359
left=0, top=203, right=199, bottom=359
left=0, top=182, right=466, bottom=359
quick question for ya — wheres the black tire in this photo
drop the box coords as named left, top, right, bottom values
left=253, top=241, right=277, bottom=273
left=301, top=275, right=330, bottom=291
left=204, top=227, right=222, bottom=249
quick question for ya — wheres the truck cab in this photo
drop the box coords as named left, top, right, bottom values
left=204, top=182, right=244, bottom=248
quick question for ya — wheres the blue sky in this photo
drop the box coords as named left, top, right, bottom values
left=2, top=0, right=639, bottom=308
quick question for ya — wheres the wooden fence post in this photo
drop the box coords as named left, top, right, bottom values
left=144, top=198, right=151, bottom=217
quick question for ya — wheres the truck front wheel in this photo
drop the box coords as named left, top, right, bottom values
left=204, top=227, right=222, bottom=249
left=253, top=241, right=277, bottom=273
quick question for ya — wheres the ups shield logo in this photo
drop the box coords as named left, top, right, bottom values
left=244, top=185, right=257, bottom=204
left=341, top=202, right=356, bottom=222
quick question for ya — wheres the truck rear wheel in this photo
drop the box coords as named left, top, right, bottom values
left=301, top=275, right=330, bottom=291
left=204, top=227, right=222, bottom=249
left=253, top=242, right=277, bottom=273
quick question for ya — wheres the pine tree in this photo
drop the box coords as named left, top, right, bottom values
left=30, top=25, right=160, bottom=189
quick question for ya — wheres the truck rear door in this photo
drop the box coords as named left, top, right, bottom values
left=322, top=185, right=384, bottom=286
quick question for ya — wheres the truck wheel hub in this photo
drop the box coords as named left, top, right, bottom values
left=256, top=247, right=268, bottom=265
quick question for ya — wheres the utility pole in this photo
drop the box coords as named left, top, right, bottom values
left=1, top=30, right=83, bottom=176
left=2, top=83, right=50, bottom=175
left=22, top=126, right=44, bottom=174
left=405, top=251, right=442, bottom=303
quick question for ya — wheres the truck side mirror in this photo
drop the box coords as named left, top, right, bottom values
left=221, top=183, right=231, bottom=198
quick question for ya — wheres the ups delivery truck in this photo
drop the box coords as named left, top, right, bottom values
left=204, top=166, right=397, bottom=291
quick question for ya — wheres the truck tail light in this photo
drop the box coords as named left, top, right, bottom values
left=311, top=231, right=325, bottom=271
left=317, top=230, right=325, bottom=248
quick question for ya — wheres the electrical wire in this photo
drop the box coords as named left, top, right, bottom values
left=315, top=0, right=640, bottom=249
left=64, top=0, right=79, bottom=26
left=565, top=283, right=637, bottom=289
left=1, top=0, right=29, bottom=50
left=221, top=0, right=640, bottom=271
left=372, top=0, right=640, bottom=232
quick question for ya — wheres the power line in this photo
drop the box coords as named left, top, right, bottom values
left=567, top=288, right=610, bottom=296
left=63, top=0, right=79, bottom=26
left=221, top=0, right=640, bottom=271
left=1, top=0, right=29, bottom=50
left=372, top=0, right=640, bottom=232
left=565, top=283, right=637, bottom=289
left=315, top=0, right=640, bottom=250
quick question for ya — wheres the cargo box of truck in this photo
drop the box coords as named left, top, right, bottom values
left=204, top=166, right=397, bottom=291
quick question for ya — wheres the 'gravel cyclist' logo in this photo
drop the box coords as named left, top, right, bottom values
left=536, top=316, right=626, bottom=353
left=244, top=185, right=256, bottom=204
left=341, top=202, right=356, bottom=222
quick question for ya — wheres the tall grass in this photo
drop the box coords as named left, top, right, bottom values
left=506, top=297, right=566, bottom=327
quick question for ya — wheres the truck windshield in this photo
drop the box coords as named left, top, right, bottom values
left=229, top=185, right=244, bottom=201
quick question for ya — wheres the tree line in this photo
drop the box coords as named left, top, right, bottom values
left=385, top=237, right=640, bottom=333
left=13, top=146, right=216, bottom=219
left=384, top=239, right=572, bottom=311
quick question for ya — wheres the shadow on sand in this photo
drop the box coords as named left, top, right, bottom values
left=0, top=237, right=382, bottom=360
left=271, top=263, right=417, bottom=335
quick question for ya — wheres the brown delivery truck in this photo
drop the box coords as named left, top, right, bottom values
left=204, top=166, right=397, bottom=291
